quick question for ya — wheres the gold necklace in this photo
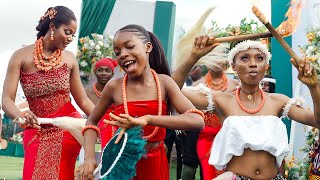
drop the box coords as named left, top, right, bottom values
left=240, top=88, right=260, bottom=100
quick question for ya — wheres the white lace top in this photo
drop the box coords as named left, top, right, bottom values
left=208, top=115, right=289, bottom=170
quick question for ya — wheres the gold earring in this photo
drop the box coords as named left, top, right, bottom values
left=50, top=30, right=54, bottom=41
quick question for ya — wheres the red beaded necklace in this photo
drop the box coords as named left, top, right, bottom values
left=235, top=87, right=265, bottom=114
left=122, top=69, right=162, bottom=140
left=93, top=84, right=102, bottom=98
left=205, top=73, right=228, bottom=92
left=34, top=36, right=62, bottom=72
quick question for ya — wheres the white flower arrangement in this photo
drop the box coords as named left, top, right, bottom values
left=299, top=25, right=320, bottom=80
left=77, top=33, right=114, bottom=83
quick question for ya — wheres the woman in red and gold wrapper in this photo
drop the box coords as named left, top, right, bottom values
left=85, top=58, right=118, bottom=149
left=79, top=24, right=205, bottom=180
left=2, top=6, right=94, bottom=180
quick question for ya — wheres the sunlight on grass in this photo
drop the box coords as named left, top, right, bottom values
left=0, top=156, right=23, bottom=179
left=0, top=145, right=200, bottom=180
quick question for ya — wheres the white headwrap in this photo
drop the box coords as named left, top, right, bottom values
left=228, top=40, right=271, bottom=65
left=261, top=77, right=276, bottom=84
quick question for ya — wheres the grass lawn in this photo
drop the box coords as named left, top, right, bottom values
left=0, top=157, right=200, bottom=180
left=0, top=143, right=200, bottom=180
left=169, top=159, right=201, bottom=180
left=0, top=156, right=23, bottom=179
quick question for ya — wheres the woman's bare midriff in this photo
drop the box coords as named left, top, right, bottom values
left=226, top=149, right=278, bottom=179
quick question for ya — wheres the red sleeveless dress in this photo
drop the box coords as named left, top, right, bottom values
left=20, top=63, right=81, bottom=180
left=113, top=100, right=169, bottom=180
left=197, top=113, right=223, bottom=180
left=98, top=105, right=117, bottom=149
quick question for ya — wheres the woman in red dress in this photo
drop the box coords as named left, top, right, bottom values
left=79, top=24, right=205, bottom=180
left=2, top=6, right=94, bottom=180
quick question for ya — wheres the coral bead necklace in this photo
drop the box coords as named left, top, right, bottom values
left=235, top=87, right=265, bottom=114
left=122, top=69, right=162, bottom=140
left=205, top=73, right=228, bottom=92
left=93, top=84, right=102, bottom=98
left=34, top=36, right=62, bottom=72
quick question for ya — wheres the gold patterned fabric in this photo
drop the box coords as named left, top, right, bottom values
left=20, top=63, right=71, bottom=117
left=31, top=127, right=63, bottom=179
left=204, top=112, right=222, bottom=128
left=21, top=64, right=81, bottom=180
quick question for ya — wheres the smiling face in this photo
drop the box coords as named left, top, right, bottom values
left=232, top=48, right=268, bottom=85
left=51, top=20, right=77, bottom=50
left=113, top=31, right=152, bottom=78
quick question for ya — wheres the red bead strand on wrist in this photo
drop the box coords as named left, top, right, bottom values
left=185, top=109, right=205, bottom=119
left=81, top=125, right=100, bottom=136
left=12, top=111, right=30, bottom=129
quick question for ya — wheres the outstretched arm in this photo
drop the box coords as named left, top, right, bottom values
left=2, top=50, right=39, bottom=128
left=172, top=36, right=220, bottom=89
left=287, top=58, right=320, bottom=128
left=309, top=86, right=320, bottom=127
left=2, top=51, right=24, bottom=119
left=69, top=51, right=95, bottom=116
left=181, top=85, right=214, bottom=111
left=80, top=79, right=115, bottom=179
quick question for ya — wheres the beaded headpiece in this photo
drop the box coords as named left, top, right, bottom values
left=41, top=7, right=57, bottom=20
left=228, top=40, right=271, bottom=65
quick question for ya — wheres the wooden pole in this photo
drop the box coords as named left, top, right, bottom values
left=207, top=32, right=273, bottom=44
left=252, top=5, right=300, bottom=63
